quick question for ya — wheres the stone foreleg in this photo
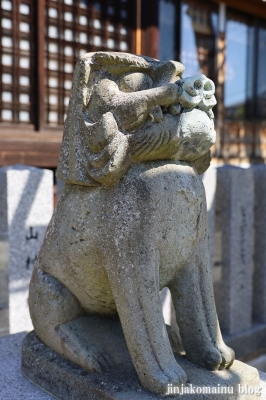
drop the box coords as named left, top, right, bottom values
left=169, top=236, right=234, bottom=370
left=103, top=239, right=187, bottom=395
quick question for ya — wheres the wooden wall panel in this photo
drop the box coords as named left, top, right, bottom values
left=0, top=129, right=62, bottom=167
left=44, top=0, right=135, bottom=127
left=140, top=0, right=159, bottom=58
left=0, top=0, right=36, bottom=125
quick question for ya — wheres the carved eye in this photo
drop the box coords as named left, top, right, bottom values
left=118, top=72, right=153, bottom=92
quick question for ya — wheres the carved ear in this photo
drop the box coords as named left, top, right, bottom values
left=56, top=54, right=131, bottom=187
left=152, top=60, right=185, bottom=85
left=56, top=54, right=99, bottom=186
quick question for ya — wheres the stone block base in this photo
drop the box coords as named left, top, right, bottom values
left=22, top=331, right=262, bottom=399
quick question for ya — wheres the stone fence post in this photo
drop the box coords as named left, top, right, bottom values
left=158, top=164, right=266, bottom=359
left=215, top=166, right=254, bottom=335
left=252, top=165, right=266, bottom=323
left=0, top=165, right=53, bottom=334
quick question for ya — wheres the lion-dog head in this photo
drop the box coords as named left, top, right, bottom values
left=57, top=52, right=216, bottom=187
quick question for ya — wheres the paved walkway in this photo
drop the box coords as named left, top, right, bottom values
left=0, top=332, right=52, bottom=399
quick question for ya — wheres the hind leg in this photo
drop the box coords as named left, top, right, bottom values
left=29, top=266, right=114, bottom=372
left=169, top=236, right=234, bottom=370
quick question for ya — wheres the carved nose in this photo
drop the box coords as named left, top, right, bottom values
left=182, top=74, right=215, bottom=99
left=177, top=74, right=216, bottom=115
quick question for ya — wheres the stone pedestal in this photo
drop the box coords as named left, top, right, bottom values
left=0, top=165, right=53, bottom=334
left=22, top=316, right=262, bottom=400
left=2, top=331, right=264, bottom=400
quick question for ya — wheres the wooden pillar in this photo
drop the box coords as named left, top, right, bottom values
left=136, top=0, right=142, bottom=54
left=36, top=0, right=45, bottom=131
left=215, top=3, right=226, bottom=157
left=12, top=0, right=20, bottom=123
left=140, top=0, right=159, bottom=58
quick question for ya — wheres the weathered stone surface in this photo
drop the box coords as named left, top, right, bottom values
left=201, top=166, right=217, bottom=265
left=22, top=328, right=261, bottom=400
left=215, top=166, right=254, bottom=335
left=0, top=165, right=53, bottom=334
left=26, top=52, right=236, bottom=396
left=252, top=165, right=266, bottom=323
left=56, top=52, right=216, bottom=187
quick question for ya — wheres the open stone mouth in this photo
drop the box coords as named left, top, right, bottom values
left=160, top=104, right=214, bottom=121
left=149, top=103, right=215, bottom=126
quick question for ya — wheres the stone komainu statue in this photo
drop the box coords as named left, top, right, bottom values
left=28, top=52, right=234, bottom=395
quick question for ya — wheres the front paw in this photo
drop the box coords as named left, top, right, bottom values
left=185, top=345, right=222, bottom=371
left=185, top=342, right=234, bottom=371
left=139, top=361, right=187, bottom=396
left=217, top=343, right=235, bottom=369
